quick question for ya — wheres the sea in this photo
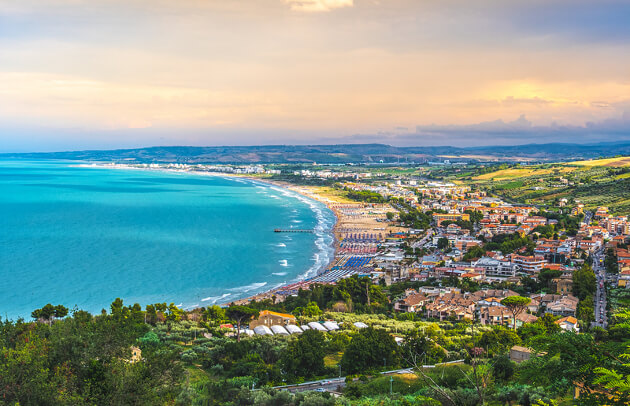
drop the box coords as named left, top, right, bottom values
left=0, top=159, right=336, bottom=320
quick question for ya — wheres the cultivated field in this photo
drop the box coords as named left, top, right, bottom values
left=568, top=156, right=630, bottom=167
left=473, top=167, right=574, bottom=181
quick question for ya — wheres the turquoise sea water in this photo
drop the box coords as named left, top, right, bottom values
left=0, top=159, right=335, bottom=319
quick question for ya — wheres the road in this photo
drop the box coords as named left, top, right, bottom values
left=412, top=228, right=434, bottom=249
left=592, top=248, right=608, bottom=328
left=271, top=361, right=464, bottom=393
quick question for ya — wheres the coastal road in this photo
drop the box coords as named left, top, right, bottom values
left=592, top=248, right=608, bottom=328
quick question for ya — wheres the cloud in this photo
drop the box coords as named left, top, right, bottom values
left=283, top=0, right=353, bottom=12
left=405, top=113, right=630, bottom=146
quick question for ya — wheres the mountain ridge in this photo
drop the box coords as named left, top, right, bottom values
left=3, top=141, right=630, bottom=164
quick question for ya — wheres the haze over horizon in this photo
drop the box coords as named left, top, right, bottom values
left=1, top=0, right=630, bottom=152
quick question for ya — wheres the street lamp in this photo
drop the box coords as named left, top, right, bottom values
left=390, top=376, right=394, bottom=395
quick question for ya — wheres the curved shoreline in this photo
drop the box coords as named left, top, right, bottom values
left=73, top=163, right=339, bottom=307
left=222, top=176, right=341, bottom=306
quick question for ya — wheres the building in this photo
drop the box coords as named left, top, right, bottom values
left=555, top=316, right=579, bottom=332
left=552, top=276, right=573, bottom=295
left=510, top=346, right=533, bottom=363
left=433, top=213, right=470, bottom=227
left=249, top=310, right=297, bottom=329
left=474, top=257, right=518, bottom=279
left=394, top=292, right=429, bottom=313
left=544, top=295, right=579, bottom=317
left=511, top=255, right=546, bottom=274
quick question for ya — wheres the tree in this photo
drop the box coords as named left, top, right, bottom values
left=281, top=330, right=326, bottom=378
left=479, top=327, right=521, bottom=355
left=204, top=305, right=226, bottom=323
left=492, top=355, right=515, bottom=382
left=593, top=311, right=630, bottom=403
left=401, top=329, right=447, bottom=366
left=340, top=327, right=398, bottom=373
left=572, top=264, right=596, bottom=301
left=501, top=296, right=531, bottom=330
left=463, top=245, right=486, bottom=262
left=293, top=301, right=322, bottom=317
left=226, top=306, right=259, bottom=342
left=577, top=296, right=595, bottom=325
left=53, top=305, right=68, bottom=319
left=31, top=303, right=67, bottom=325
left=386, top=212, right=396, bottom=221
left=437, top=237, right=450, bottom=250
left=538, top=269, right=563, bottom=292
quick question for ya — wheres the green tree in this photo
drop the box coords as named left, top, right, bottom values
left=226, top=305, right=259, bottom=342
left=437, top=237, right=450, bottom=250
left=479, top=326, right=521, bottom=355
left=492, top=355, right=515, bottom=382
left=205, top=305, right=226, bottom=322
left=573, top=264, right=596, bottom=301
left=340, top=327, right=398, bottom=373
left=538, top=269, right=563, bottom=292
left=400, top=329, right=447, bottom=366
left=31, top=303, right=67, bottom=325
left=463, top=245, right=486, bottom=261
left=281, top=330, right=326, bottom=378
left=501, top=296, right=531, bottom=330
left=293, top=301, right=322, bottom=317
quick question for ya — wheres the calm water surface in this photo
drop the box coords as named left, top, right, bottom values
left=0, top=160, right=335, bottom=319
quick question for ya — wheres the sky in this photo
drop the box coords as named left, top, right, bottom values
left=1, top=0, right=629, bottom=152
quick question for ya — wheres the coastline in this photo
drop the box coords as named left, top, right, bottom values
left=73, top=162, right=344, bottom=307
left=224, top=176, right=343, bottom=306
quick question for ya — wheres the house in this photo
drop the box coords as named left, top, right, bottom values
left=474, top=257, right=517, bottom=279
left=511, top=254, right=546, bottom=274
left=509, top=346, right=533, bottom=363
left=129, top=346, right=142, bottom=363
left=249, top=310, right=297, bottom=329
left=545, top=295, right=579, bottom=317
left=394, top=292, right=429, bottom=313
left=479, top=306, right=510, bottom=326
left=552, top=276, right=573, bottom=295
left=555, top=316, right=579, bottom=332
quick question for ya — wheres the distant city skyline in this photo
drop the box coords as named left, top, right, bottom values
left=1, top=0, right=629, bottom=152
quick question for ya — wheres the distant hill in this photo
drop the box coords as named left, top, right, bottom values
left=3, top=142, right=630, bottom=164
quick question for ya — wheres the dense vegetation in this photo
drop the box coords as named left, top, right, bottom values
left=2, top=260, right=628, bottom=406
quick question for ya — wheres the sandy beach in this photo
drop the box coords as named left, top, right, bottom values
left=75, top=163, right=397, bottom=306
left=227, top=178, right=401, bottom=306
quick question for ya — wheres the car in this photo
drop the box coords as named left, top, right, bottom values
left=314, top=388, right=327, bottom=392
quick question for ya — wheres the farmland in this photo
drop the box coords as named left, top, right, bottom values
left=568, top=156, right=630, bottom=167
left=424, top=157, right=630, bottom=215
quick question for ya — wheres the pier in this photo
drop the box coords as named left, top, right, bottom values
left=274, top=229, right=314, bottom=233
